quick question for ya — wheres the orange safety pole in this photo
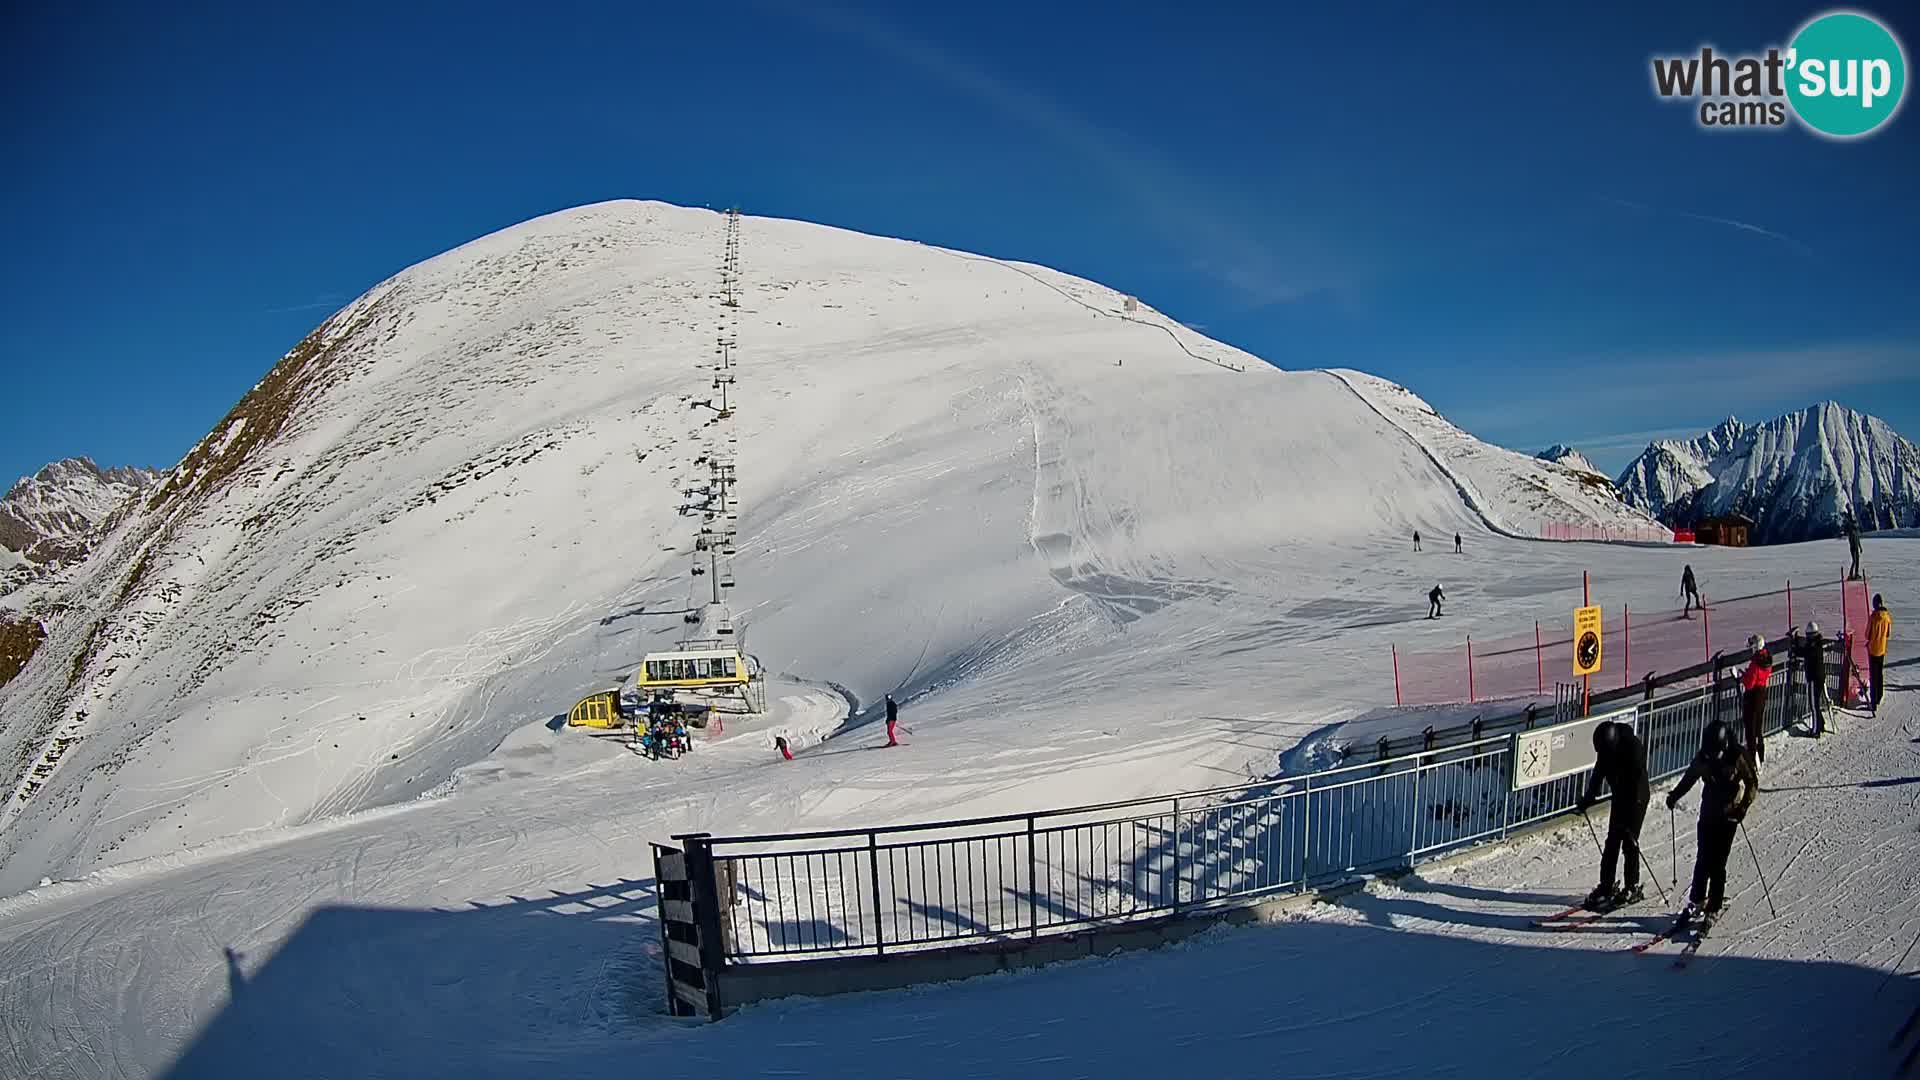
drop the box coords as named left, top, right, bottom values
left=1467, top=637, right=1475, bottom=703
left=1702, top=596, right=1711, bottom=663
left=1393, top=644, right=1402, bottom=707
left=1535, top=620, right=1544, bottom=694
left=1624, top=604, right=1631, bottom=689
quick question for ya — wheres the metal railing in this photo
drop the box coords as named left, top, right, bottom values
left=684, top=664, right=1808, bottom=963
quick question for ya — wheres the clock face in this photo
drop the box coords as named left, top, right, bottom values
left=1577, top=631, right=1601, bottom=670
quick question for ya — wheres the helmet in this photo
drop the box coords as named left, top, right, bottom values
left=1875, top=593, right=1886, bottom=610
left=1592, top=720, right=1618, bottom=754
left=1748, top=634, right=1765, bottom=652
left=1702, top=720, right=1734, bottom=755
left=1805, top=621, right=1821, bottom=635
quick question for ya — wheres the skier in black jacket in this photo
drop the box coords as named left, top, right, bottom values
left=1666, top=719, right=1758, bottom=926
left=1681, top=565, right=1701, bottom=615
left=1796, top=622, right=1829, bottom=737
left=1428, top=584, right=1445, bottom=619
left=1576, top=720, right=1651, bottom=910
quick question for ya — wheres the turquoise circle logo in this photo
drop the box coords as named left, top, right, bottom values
left=1786, top=11, right=1907, bottom=137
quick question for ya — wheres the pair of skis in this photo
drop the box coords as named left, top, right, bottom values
left=1534, top=898, right=1714, bottom=968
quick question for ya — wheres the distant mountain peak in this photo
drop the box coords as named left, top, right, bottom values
left=1536, top=444, right=1603, bottom=477
left=0, top=457, right=162, bottom=580
left=1616, top=403, right=1919, bottom=542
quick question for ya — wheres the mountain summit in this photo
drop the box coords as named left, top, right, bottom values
left=1616, top=403, right=1920, bottom=543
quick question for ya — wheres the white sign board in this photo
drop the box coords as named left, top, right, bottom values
left=1510, top=706, right=1636, bottom=791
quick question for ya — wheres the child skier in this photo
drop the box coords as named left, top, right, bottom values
left=1681, top=565, right=1701, bottom=615
left=885, top=694, right=900, bottom=747
left=1428, top=584, right=1445, bottom=619
left=1738, top=635, right=1771, bottom=773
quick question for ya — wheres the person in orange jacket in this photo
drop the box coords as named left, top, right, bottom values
left=1868, top=595, right=1892, bottom=715
left=1738, top=635, right=1772, bottom=773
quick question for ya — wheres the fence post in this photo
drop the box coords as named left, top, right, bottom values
left=1299, top=780, right=1312, bottom=893
left=1027, top=815, right=1040, bottom=936
left=1535, top=621, right=1543, bottom=694
left=1392, top=644, right=1402, bottom=707
left=867, top=831, right=886, bottom=957
left=1786, top=579, right=1793, bottom=637
left=679, top=834, right=728, bottom=1019
left=1466, top=637, right=1475, bottom=703
left=1167, top=801, right=1180, bottom=910
left=1409, top=751, right=1423, bottom=863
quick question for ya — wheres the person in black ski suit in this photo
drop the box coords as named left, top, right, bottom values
left=1846, top=517, right=1863, bottom=581
left=1795, top=622, right=1828, bottom=737
left=1666, top=719, right=1758, bottom=920
left=1453, top=532, right=1462, bottom=554
left=1681, top=564, right=1701, bottom=615
left=1575, top=720, right=1651, bottom=909
left=1427, top=584, right=1445, bottom=619
left=1413, top=530, right=1422, bottom=552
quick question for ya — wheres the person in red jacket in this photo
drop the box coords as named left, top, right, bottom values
left=1738, top=635, right=1772, bottom=773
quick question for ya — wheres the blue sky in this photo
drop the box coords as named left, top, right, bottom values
left=3, top=1, right=1917, bottom=486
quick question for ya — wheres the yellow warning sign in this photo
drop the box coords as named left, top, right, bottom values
left=1573, top=605, right=1604, bottom=676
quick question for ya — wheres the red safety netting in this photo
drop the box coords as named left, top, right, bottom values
left=1539, top=522, right=1677, bottom=543
left=1393, top=575, right=1873, bottom=706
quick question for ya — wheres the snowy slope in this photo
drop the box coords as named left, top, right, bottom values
left=0, top=545, right=1910, bottom=1080
left=1618, top=405, right=1920, bottom=542
left=1331, top=370, right=1667, bottom=538
left=0, top=201, right=1704, bottom=895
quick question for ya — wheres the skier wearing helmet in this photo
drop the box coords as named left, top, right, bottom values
left=1794, top=621, right=1829, bottom=737
left=1738, top=634, right=1772, bottom=773
left=1666, top=719, right=1758, bottom=928
left=1575, top=720, right=1651, bottom=911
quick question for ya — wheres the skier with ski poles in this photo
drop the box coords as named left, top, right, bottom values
left=1793, top=622, right=1829, bottom=737
left=1575, top=720, right=1652, bottom=911
left=885, top=694, right=900, bottom=747
left=1738, top=635, right=1772, bottom=776
left=1666, top=718, right=1758, bottom=930
left=1681, top=564, right=1702, bottom=615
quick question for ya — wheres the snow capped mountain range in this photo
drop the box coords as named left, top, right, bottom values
left=0, top=458, right=160, bottom=590
left=1616, top=404, right=1920, bottom=543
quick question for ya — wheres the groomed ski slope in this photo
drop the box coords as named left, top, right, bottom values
left=1, top=201, right=1653, bottom=892
left=0, top=540, right=1911, bottom=1079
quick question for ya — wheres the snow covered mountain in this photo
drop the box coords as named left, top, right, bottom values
left=1616, top=405, right=1920, bottom=543
left=1536, top=444, right=1601, bottom=478
left=0, top=200, right=1670, bottom=892
left=0, top=458, right=159, bottom=579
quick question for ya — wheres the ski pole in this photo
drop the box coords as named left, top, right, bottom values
left=1637, top=846, right=1671, bottom=907
left=1877, top=929, right=1920, bottom=998
left=1670, top=805, right=1678, bottom=899
left=1739, top=820, right=1780, bottom=920
left=1580, top=808, right=1605, bottom=858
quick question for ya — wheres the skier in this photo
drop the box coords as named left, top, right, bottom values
left=1738, top=634, right=1772, bottom=773
left=1453, top=532, right=1462, bottom=554
left=1666, top=719, right=1758, bottom=927
left=885, top=694, right=900, bottom=747
left=775, top=735, right=793, bottom=761
left=1427, top=584, right=1445, bottom=619
left=1868, top=595, right=1892, bottom=715
left=1681, top=564, right=1702, bottom=615
left=1846, top=517, right=1863, bottom=581
left=1413, top=530, right=1422, bottom=552
left=1795, top=622, right=1829, bottom=737
left=1575, top=720, right=1651, bottom=910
